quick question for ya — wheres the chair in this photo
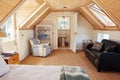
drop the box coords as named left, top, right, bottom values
left=29, top=38, right=51, bottom=57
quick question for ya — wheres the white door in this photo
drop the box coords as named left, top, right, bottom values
left=70, top=13, right=78, bottom=53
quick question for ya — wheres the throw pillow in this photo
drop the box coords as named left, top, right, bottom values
left=0, top=55, right=10, bottom=77
left=91, top=42, right=103, bottom=51
left=105, top=45, right=117, bottom=52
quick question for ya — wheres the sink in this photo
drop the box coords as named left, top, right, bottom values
left=59, top=34, right=67, bottom=37
left=58, top=34, right=67, bottom=46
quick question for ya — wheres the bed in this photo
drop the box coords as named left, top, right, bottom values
left=0, top=65, right=62, bottom=80
left=0, top=56, right=90, bottom=80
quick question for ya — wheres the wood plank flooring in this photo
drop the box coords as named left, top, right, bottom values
left=21, top=49, right=120, bottom=80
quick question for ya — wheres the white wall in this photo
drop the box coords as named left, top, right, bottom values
left=39, top=12, right=75, bottom=49
left=76, top=14, right=94, bottom=50
left=0, top=39, right=17, bottom=54
left=18, top=30, right=34, bottom=61
left=39, top=12, right=94, bottom=50
left=0, top=30, right=34, bottom=61
left=94, top=30, right=120, bottom=42
left=2, top=41, right=17, bottom=52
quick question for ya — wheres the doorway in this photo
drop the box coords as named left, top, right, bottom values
left=57, top=16, right=70, bottom=49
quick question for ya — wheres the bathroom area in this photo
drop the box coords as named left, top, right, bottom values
left=58, top=29, right=70, bottom=48
left=57, top=16, right=70, bottom=49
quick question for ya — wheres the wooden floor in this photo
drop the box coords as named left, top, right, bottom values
left=21, top=49, right=120, bottom=80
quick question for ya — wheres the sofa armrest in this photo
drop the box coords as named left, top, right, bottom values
left=99, top=52, right=120, bottom=70
left=101, top=52, right=120, bottom=59
left=86, top=43, right=93, bottom=49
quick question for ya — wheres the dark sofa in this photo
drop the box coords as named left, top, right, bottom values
left=85, top=39, right=120, bottom=72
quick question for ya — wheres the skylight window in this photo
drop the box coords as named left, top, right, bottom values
left=88, top=3, right=116, bottom=26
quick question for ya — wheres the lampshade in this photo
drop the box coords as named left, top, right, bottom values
left=0, top=29, right=6, bottom=37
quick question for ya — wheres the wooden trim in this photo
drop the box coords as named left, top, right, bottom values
left=20, top=4, right=50, bottom=30
left=79, top=8, right=102, bottom=30
left=14, top=14, right=17, bottom=30
left=51, top=10, right=78, bottom=12
left=28, top=9, right=51, bottom=30
left=0, top=0, right=26, bottom=26
left=92, top=1, right=120, bottom=30
left=81, top=7, right=104, bottom=29
left=104, top=27, right=120, bottom=31
left=27, top=7, right=50, bottom=29
left=19, top=1, right=46, bottom=28
left=35, top=0, right=44, bottom=4
left=81, top=3, right=120, bottom=31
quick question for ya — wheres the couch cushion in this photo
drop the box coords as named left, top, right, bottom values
left=91, top=42, right=103, bottom=51
left=105, top=45, right=117, bottom=52
left=102, top=39, right=118, bottom=51
left=117, top=45, right=120, bottom=53
left=90, top=50, right=103, bottom=58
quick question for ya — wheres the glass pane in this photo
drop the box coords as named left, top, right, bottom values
left=88, top=4, right=116, bottom=26
left=58, top=17, right=70, bottom=29
left=1, top=15, right=15, bottom=41
left=97, top=32, right=109, bottom=42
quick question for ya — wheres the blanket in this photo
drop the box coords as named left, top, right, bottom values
left=0, top=65, right=90, bottom=80
left=60, top=66, right=90, bottom=80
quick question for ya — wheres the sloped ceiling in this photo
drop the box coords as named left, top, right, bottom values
left=79, top=7, right=104, bottom=30
left=15, top=0, right=50, bottom=30
left=93, top=0, right=120, bottom=28
left=42, top=0, right=92, bottom=11
left=0, top=0, right=25, bottom=26
left=79, top=0, right=120, bottom=30
left=15, top=0, right=42, bottom=28
left=0, top=0, right=120, bottom=30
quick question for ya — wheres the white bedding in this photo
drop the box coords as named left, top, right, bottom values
left=0, top=65, right=62, bottom=80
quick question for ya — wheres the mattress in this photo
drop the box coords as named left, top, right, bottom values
left=0, top=65, right=62, bottom=80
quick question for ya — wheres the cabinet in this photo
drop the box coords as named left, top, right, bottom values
left=35, top=25, right=52, bottom=47
left=3, top=53, right=19, bottom=64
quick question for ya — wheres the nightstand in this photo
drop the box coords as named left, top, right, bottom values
left=3, top=53, right=20, bottom=64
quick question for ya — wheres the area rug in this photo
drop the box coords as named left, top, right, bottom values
left=60, top=66, right=90, bottom=80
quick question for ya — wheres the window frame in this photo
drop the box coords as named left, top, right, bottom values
left=97, top=32, right=110, bottom=42
left=1, top=15, right=15, bottom=42
left=57, top=16, right=70, bottom=29
left=87, top=3, right=118, bottom=28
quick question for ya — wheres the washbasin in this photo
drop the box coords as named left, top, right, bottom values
left=58, top=34, right=67, bottom=46
left=59, top=34, right=67, bottom=37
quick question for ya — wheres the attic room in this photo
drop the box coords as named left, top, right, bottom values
left=0, top=0, right=120, bottom=80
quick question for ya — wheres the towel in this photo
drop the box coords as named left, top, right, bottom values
left=60, top=66, right=90, bottom=80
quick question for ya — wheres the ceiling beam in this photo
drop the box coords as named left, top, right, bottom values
left=28, top=8, right=51, bottom=30
left=0, top=0, right=26, bottom=26
left=26, top=7, right=50, bottom=29
left=35, top=0, right=44, bottom=4
left=19, top=1, right=46, bottom=28
left=79, top=8, right=101, bottom=30
left=81, top=7, right=104, bottom=29
left=20, top=2, right=50, bottom=30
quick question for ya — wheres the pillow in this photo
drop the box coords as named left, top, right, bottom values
left=105, top=45, right=117, bottom=52
left=91, top=42, right=103, bottom=51
left=0, top=55, right=10, bottom=77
